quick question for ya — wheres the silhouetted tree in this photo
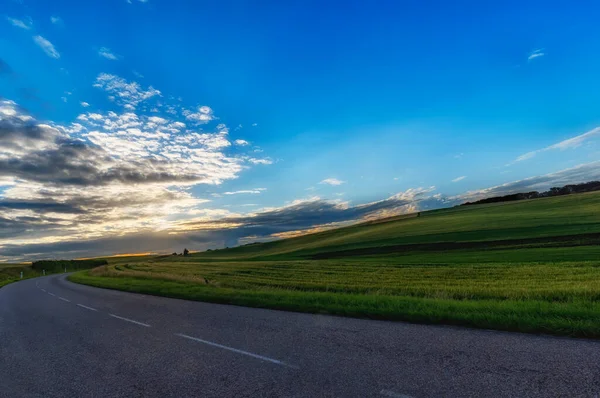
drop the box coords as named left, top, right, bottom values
left=183, top=248, right=189, bottom=256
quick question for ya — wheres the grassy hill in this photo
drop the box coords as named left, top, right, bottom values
left=70, top=191, right=600, bottom=338
left=192, top=191, right=600, bottom=260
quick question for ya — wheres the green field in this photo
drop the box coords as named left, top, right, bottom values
left=70, top=191, right=600, bottom=337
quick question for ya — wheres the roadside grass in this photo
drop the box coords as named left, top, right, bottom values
left=0, top=260, right=107, bottom=289
left=69, top=191, right=600, bottom=338
left=70, top=267, right=600, bottom=338
left=0, top=264, right=43, bottom=288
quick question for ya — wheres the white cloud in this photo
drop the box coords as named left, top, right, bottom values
left=6, top=16, right=32, bottom=30
left=50, top=16, right=63, bottom=26
left=183, top=106, right=214, bottom=124
left=320, top=178, right=345, bottom=186
left=247, top=157, right=273, bottom=165
left=33, top=36, right=60, bottom=59
left=451, top=176, right=466, bottom=183
left=511, top=127, right=600, bottom=164
left=528, top=48, right=544, bottom=61
left=234, top=139, right=249, bottom=146
left=98, top=47, right=118, bottom=60
left=80, top=102, right=90, bottom=108
left=94, top=73, right=160, bottom=109
left=252, top=123, right=258, bottom=127
left=223, top=188, right=266, bottom=195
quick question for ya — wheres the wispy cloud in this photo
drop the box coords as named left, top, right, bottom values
left=456, top=161, right=600, bottom=203
left=247, top=157, right=273, bottom=165
left=33, top=36, right=60, bottom=59
left=320, top=178, right=345, bottom=186
left=80, top=102, right=90, bottom=108
left=510, top=127, right=600, bottom=164
left=98, top=47, right=118, bottom=60
left=6, top=16, right=32, bottom=30
left=50, top=16, right=63, bottom=26
left=451, top=176, right=466, bottom=183
left=528, top=48, right=544, bottom=61
left=234, top=139, right=249, bottom=146
left=223, top=188, right=266, bottom=195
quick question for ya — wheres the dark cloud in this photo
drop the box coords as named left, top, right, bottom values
left=0, top=110, right=218, bottom=186
left=0, top=200, right=83, bottom=213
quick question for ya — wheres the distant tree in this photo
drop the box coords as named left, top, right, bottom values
left=172, top=252, right=177, bottom=256
left=183, top=248, right=189, bottom=256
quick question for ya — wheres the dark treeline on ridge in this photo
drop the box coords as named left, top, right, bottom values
left=462, top=181, right=600, bottom=206
left=31, top=259, right=108, bottom=272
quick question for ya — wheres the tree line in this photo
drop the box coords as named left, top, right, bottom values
left=462, top=181, right=600, bottom=206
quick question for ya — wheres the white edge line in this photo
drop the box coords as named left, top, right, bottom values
left=175, top=333, right=297, bottom=368
left=109, top=314, right=151, bottom=327
left=77, top=304, right=98, bottom=312
left=380, top=390, right=414, bottom=398
left=47, top=292, right=55, bottom=297
left=58, top=297, right=70, bottom=302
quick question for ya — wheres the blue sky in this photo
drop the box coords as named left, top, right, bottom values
left=2, top=0, right=600, bottom=260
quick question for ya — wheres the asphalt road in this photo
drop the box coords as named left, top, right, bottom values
left=2, top=275, right=600, bottom=397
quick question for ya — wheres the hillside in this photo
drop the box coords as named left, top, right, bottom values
left=192, top=190, right=600, bottom=260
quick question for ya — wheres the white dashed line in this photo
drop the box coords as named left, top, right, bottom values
left=58, top=297, right=70, bottom=303
left=47, top=292, right=56, bottom=297
left=380, top=390, right=414, bottom=398
left=41, top=289, right=46, bottom=293
left=77, top=304, right=98, bottom=312
left=109, top=314, right=151, bottom=327
left=175, top=333, right=296, bottom=368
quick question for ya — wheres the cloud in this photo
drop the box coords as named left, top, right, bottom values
left=50, top=16, right=63, bottom=26
left=183, top=106, right=214, bottom=124
left=6, top=16, right=32, bottom=30
left=98, top=47, right=118, bottom=60
left=234, top=139, right=249, bottom=146
left=320, top=178, right=344, bottom=186
left=33, top=36, right=60, bottom=59
left=451, top=176, right=466, bottom=183
left=528, top=48, right=544, bottom=61
left=455, top=161, right=600, bottom=203
left=80, top=102, right=90, bottom=108
left=0, top=77, right=263, bottom=259
left=247, top=157, right=273, bottom=165
left=93, top=73, right=160, bottom=109
left=171, top=187, right=439, bottom=237
left=223, top=188, right=266, bottom=195
left=511, top=127, right=600, bottom=164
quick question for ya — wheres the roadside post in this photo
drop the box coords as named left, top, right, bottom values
left=43, top=269, right=45, bottom=276
left=20, top=271, right=23, bottom=279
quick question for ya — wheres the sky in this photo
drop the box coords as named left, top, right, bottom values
left=2, top=0, right=600, bottom=261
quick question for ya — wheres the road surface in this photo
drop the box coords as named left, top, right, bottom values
left=1, top=274, right=600, bottom=397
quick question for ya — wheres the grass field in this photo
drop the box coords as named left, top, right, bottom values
left=70, top=191, right=600, bottom=337
left=0, top=263, right=41, bottom=288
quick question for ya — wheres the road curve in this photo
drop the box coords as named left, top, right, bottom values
left=2, top=274, right=600, bottom=397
